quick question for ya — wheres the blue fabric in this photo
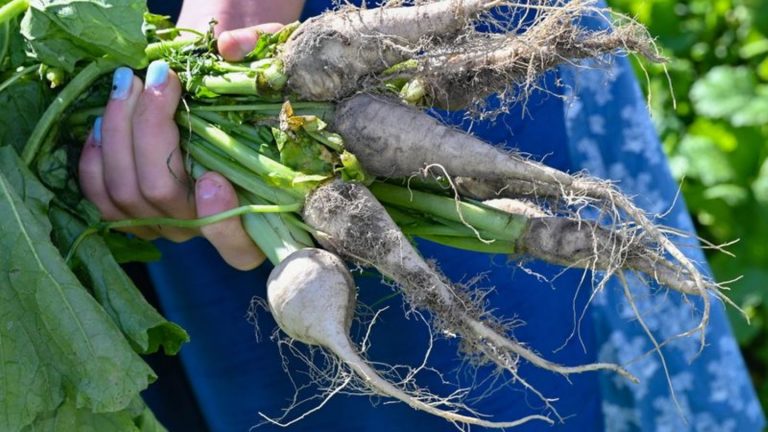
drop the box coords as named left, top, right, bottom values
left=144, top=1, right=765, bottom=431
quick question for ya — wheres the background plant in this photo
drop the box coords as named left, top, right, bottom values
left=610, top=0, right=768, bottom=411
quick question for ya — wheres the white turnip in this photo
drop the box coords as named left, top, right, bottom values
left=267, top=247, right=552, bottom=428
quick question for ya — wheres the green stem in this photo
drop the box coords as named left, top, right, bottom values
left=400, top=224, right=496, bottom=239
left=215, top=62, right=254, bottom=73
left=104, top=203, right=301, bottom=231
left=202, top=72, right=258, bottom=95
left=418, top=235, right=518, bottom=254
left=66, top=202, right=301, bottom=264
left=188, top=161, right=310, bottom=265
left=192, top=111, right=271, bottom=145
left=22, top=58, right=118, bottom=165
left=184, top=136, right=298, bottom=204
left=145, top=39, right=198, bottom=62
left=177, top=112, right=310, bottom=195
left=0, top=63, right=37, bottom=94
left=0, top=0, right=28, bottom=27
left=240, top=191, right=312, bottom=264
left=190, top=101, right=333, bottom=114
left=370, top=182, right=529, bottom=242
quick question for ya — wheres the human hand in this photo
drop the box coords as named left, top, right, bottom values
left=78, top=25, right=284, bottom=270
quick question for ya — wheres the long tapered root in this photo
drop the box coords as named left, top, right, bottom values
left=303, top=180, right=637, bottom=399
left=459, top=175, right=715, bottom=347
left=332, top=337, right=553, bottom=429
left=333, top=94, right=717, bottom=341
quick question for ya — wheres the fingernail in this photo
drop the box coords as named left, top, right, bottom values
left=92, top=116, right=103, bottom=146
left=145, top=60, right=169, bottom=90
left=197, top=177, right=221, bottom=200
left=111, top=67, right=133, bottom=100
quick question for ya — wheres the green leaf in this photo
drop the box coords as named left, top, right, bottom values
left=0, top=16, right=31, bottom=71
left=673, top=134, right=734, bottom=186
left=0, top=147, right=185, bottom=355
left=690, top=66, right=768, bottom=126
left=0, top=147, right=53, bottom=228
left=20, top=0, right=148, bottom=72
left=0, top=79, right=51, bottom=153
left=0, top=148, right=155, bottom=429
left=35, top=146, right=68, bottom=190
left=103, top=231, right=162, bottom=264
left=142, top=12, right=178, bottom=41
left=49, top=207, right=187, bottom=354
left=21, top=396, right=167, bottom=432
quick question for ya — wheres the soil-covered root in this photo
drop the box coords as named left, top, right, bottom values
left=517, top=217, right=703, bottom=295
left=402, top=1, right=662, bottom=110
left=332, top=94, right=716, bottom=345
left=267, top=247, right=552, bottom=428
left=302, top=180, right=637, bottom=398
left=281, top=0, right=500, bottom=100
left=282, top=0, right=661, bottom=106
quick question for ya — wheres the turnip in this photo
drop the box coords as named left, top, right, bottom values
left=266, top=247, right=552, bottom=428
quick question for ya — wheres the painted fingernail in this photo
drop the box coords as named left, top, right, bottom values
left=197, top=177, right=221, bottom=200
left=111, top=67, right=133, bottom=100
left=145, top=60, right=169, bottom=90
left=92, top=116, right=103, bottom=146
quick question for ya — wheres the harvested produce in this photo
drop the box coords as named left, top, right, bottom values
left=0, top=0, right=731, bottom=429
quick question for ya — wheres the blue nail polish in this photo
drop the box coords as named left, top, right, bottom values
left=145, top=60, right=169, bottom=89
left=92, top=116, right=103, bottom=145
left=111, top=67, right=133, bottom=100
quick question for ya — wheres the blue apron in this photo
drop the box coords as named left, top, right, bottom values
left=143, top=2, right=765, bottom=431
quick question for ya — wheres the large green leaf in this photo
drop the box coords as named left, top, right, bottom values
left=49, top=207, right=188, bottom=355
left=20, top=0, right=148, bottom=72
left=21, top=396, right=166, bottom=432
left=0, top=148, right=155, bottom=430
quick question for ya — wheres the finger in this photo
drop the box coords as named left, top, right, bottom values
left=196, top=172, right=266, bottom=270
left=79, top=117, right=159, bottom=239
left=217, top=23, right=285, bottom=61
left=133, top=60, right=193, bottom=219
left=101, top=67, right=160, bottom=218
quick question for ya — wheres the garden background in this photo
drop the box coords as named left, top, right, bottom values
left=610, top=0, right=768, bottom=411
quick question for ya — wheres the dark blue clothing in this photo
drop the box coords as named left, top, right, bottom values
left=143, top=1, right=765, bottom=431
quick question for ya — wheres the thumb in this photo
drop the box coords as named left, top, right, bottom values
left=217, top=23, right=286, bottom=61
left=196, top=172, right=266, bottom=270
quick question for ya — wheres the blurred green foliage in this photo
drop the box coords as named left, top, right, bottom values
left=609, top=0, right=768, bottom=410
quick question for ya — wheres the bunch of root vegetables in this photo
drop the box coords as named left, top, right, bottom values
left=1, top=0, right=735, bottom=428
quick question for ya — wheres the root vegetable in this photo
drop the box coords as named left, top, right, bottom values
left=331, top=93, right=715, bottom=320
left=401, top=1, right=662, bottom=109
left=281, top=0, right=499, bottom=101
left=303, top=180, right=637, bottom=387
left=267, top=247, right=552, bottom=428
